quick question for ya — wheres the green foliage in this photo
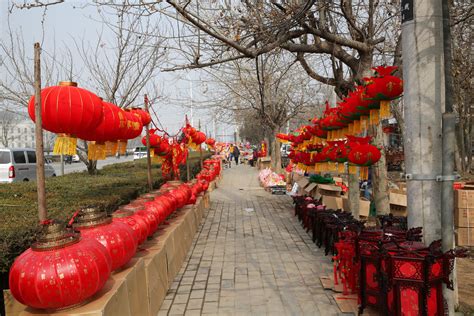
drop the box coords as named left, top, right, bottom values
left=0, top=152, right=211, bottom=273
left=308, top=174, right=335, bottom=184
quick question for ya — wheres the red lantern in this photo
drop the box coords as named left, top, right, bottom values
left=112, top=209, right=149, bottom=245
left=28, top=81, right=103, bottom=155
left=347, top=136, right=382, bottom=166
left=192, top=131, right=206, bottom=145
left=77, top=102, right=127, bottom=160
left=130, top=108, right=151, bottom=126
left=116, top=110, right=143, bottom=154
left=9, top=221, right=112, bottom=310
left=73, top=208, right=137, bottom=271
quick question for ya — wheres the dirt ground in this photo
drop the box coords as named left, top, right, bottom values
left=457, top=255, right=474, bottom=314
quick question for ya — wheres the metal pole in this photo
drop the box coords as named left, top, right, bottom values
left=442, top=113, right=456, bottom=314
left=144, top=94, right=153, bottom=191
left=402, top=0, right=444, bottom=244
left=60, top=154, right=64, bottom=176
left=441, top=1, right=457, bottom=312
left=34, top=43, right=47, bottom=222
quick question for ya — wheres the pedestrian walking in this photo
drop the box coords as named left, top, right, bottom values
left=233, top=145, right=240, bottom=165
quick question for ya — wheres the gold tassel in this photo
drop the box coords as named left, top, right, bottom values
left=153, top=155, right=165, bottom=164
left=337, top=163, right=345, bottom=174
left=348, top=165, right=358, bottom=175
left=380, top=100, right=391, bottom=119
left=53, top=134, right=77, bottom=156
left=360, top=116, right=369, bottom=133
left=106, top=141, right=118, bottom=156
left=348, top=123, right=354, bottom=135
left=369, top=109, right=380, bottom=125
left=118, top=140, right=127, bottom=155
left=360, top=166, right=369, bottom=180
left=353, top=121, right=361, bottom=135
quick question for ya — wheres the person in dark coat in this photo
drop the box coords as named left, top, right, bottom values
left=233, top=145, right=240, bottom=165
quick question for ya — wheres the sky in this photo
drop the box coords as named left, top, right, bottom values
left=0, top=0, right=236, bottom=141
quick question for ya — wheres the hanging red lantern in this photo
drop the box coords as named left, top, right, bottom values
left=9, top=221, right=112, bottom=310
left=365, top=66, right=403, bottom=120
left=116, top=110, right=143, bottom=155
left=327, top=140, right=350, bottom=163
left=28, top=81, right=103, bottom=156
left=76, top=102, right=127, bottom=160
left=347, top=136, right=381, bottom=166
left=130, top=108, right=151, bottom=126
left=72, top=208, right=137, bottom=271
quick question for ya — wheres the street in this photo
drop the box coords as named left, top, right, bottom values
left=51, top=156, right=134, bottom=175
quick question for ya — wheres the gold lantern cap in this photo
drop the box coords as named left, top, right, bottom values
left=72, top=208, right=112, bottom=229
left=32, top=220, right=80, bottom=251
left=58, top=81, right=78, bottom=87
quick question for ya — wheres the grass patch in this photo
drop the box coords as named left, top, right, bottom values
left=0, top=152, right=211, bottom=273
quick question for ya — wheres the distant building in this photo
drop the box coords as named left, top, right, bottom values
left=0, top=119, right=55, bottom=150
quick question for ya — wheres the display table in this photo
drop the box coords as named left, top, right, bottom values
left=3, top=188, right=213, bottom=316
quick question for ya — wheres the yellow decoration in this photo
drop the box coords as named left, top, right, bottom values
left=118, top=140, right=127, bottom=155
left=348, top=123, right=354, bottom=135
left=380, top=100, right=391, bottom=119
left=353, top=121, right=361, bottom=134
left=370, top=109, right=380, bottom=125
left=87, top=142, right=107, bottom=161
left=337, top=163, right=345, bottom=174
left=360, top=116, right=369, bottom=132
left=106, top=141, right=118, bottom=156
left=53, top=134, right=77, bottom=156
left=348, top=165, right=358, bottom=175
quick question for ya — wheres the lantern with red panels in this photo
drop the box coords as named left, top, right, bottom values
left=9, top=220, right=112, bottom=310
left=28, top=81, right=103, bottom=156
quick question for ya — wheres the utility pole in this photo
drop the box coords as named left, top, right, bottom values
left=34, top=43, right=47, bottom=222
left=401, top=1, right=444, bottom=244
left=144, top=94, right=153, bottom=191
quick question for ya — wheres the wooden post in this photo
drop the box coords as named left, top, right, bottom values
left=199, top=120, right=203, bottom=168
left=34, top=43, right=47, bottom=222
left=186, top=154, right=191, bottom=181
left=144, top=94, right=153, bottom=191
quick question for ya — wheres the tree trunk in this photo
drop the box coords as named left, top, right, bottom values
left=372, top=121, right=390, bottom=215
left=87, top=160, right=98, bottom=175
left=271, top=128, right=283, bottom=173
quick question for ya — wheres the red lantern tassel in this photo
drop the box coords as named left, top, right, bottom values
left=380, top=100, right=391, bottom=119
left=348, top=165, right=358, bottom=175
left=53, top=134, right=77, bottom=156
left=360, top=166, right=369, bottom=180
left=337, top=163, right=345, bottom=174
left=106, top=141, right=118, bottom=156
left=369, top=109, right=380, bottom=125
left=118, top=140, right=127, bottom=155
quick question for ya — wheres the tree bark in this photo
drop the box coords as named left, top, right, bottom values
left=87, top=160, right=98, bottom=175
left=271, top=128, right=283, bottom=173
left=372, top=123, right=390, bottom=215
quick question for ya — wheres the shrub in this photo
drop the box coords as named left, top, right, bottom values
left=0, top=152, right=211, bottom=273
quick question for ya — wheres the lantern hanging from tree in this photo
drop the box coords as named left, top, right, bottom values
left=76, top=102, right=126, bottom=160
left=365, top=66, right=403, bottom=119
left=28, top=81, right=103, bottom=156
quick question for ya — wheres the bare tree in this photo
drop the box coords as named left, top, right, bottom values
left=198, top=52, right=321, bottom=171
left=70, top=5, right=168, bottom=174
left=0, top=109, right=21, bottom=147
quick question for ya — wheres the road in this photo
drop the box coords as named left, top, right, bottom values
left=51, top=156, right=134, bottom=175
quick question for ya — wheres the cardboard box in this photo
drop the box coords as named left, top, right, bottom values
left=341, top=196, right=370, bottom=217
left=322, top=195, right=343, bottom=210
left=318, top=184, right=342, bottom=197
left=304, top=183, right=318, bottom=196
left=258, top=157, right=271, bottom=170
left=296, top=178, right=310, bottom=195
left=454, top=208, right=474, bottom=227
left=389, top=191, right=407, bottom=217
left=455, top=186, right=474, bottom=208
left=456, top=227, right=474, bottom=246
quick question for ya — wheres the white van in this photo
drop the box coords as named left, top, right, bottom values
left=133, top=147, right=148, bottom=160
left=0, top=148, right=56, bottom=183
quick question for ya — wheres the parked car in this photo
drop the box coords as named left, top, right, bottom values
left=0, top=148, right=56, bottom=183
left=133, top=147, right=148, bottom=160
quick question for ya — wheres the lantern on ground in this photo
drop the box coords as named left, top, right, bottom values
left=112, top=209, right=149, bottom=245
left=72, top=208, right=137, bottom=271
left=9, top=220, right=112, bottom=310
left=28, top=81, right=103, bottom=156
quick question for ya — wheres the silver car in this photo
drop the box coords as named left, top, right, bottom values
left=0, top=148, right=56, bottom=183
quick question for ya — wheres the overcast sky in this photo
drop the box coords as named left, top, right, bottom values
left=0, top=0, right=236, bottom=141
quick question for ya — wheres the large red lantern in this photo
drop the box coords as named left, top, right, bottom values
left=112, top=209, right=149, bottom=245
left=347, top=136, right=381, bottom=166
left=76, top=102, right=127, bottom=160
left=28, top=81, right=103, bottom=155
left=9, top=221, right=112, bottom=310
left=365, top=66, right=403, bottom=119
left=115, top=110, right=143, bottom=155
left=72, top=208, right=137, bottom=271
left=130, top=108, right=151, bottom=126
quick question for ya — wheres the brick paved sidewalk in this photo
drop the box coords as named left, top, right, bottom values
left=159, top=164, right=341, bottom=315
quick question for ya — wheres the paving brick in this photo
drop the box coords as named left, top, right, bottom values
left=162, top=165, right=339, bottom=315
